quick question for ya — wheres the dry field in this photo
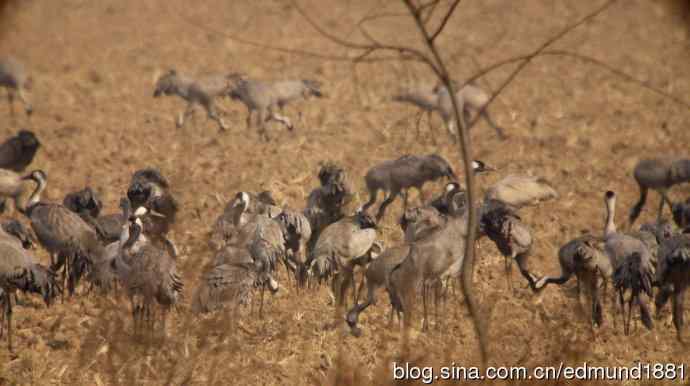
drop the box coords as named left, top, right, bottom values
left=0, top=0, right=689, bottom=384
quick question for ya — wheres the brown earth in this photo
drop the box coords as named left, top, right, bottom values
left=0, top=0, right=689, bottom=384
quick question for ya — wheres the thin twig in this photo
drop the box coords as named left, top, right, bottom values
left=290, top=0, right=441, bottom=72
left=465, top=0, right=621, bottom=130
left=341, top=0, right=389, bottom=61
left=176, top=4, right=689, bottom=110
left=419, top=0, right=441, bottom=25
left=430, top=0, right=461, bottom=42
left=541, top=50, right=690, bottom=109
left=358, top=12, right=408, bottom=28
left=466, top=55, right=502, bottom=133
left=357, top=17, right=386, bottom=47
left=175, top=0, right=686, bottom=369
left=401, top=0, right=487, bottom=367
left=175, top=12, right=399, bottom=63
left=418, top=0, right=441, bottom=15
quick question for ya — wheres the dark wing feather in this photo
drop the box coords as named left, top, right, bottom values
left=0, top=131, right=39, bottom=172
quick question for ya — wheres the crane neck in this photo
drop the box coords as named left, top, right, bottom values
left=18, top=176, right=46, bottom=217
left=123, top=220, right=143, bottom=251
left=232, top=193, right=250, bottom=227
left=604, top=195, right=617, bottom=238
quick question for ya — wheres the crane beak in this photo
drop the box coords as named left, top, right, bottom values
left=149, top=209, right=166, bottom=218
left=483, top=164, right=497, bottom=172
left=471, top=160, right=496, bottom=174
left=134, top=206, right=148, bottom=217
left=132, top=205, right=165, bottom=218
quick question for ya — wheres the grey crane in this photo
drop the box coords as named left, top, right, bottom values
left=534, top=233, right=612, bottom=327
left=605, top=191, right=655, bottom=270
left=613, top=252, right=655, bottom=335
left=428, top=181, right=467, bottom=217
left=391, top=85, right=442, bottom=139
left=275, top=208, right=312, bottom=288
left=127, top=167, right=178, bottom=256
left=0, top=168, right=42, bottom=215
left=399, top=205, right=447, bottom=243
left=0, top=130, right=40, bottom=173
left=153, top=69, right=232, bottom=131
left=604, top=191, right=655, bottom=334
left=227, top=74, right=323, bottom=140
left=392, top=82, right=506, bottom=141
left=223, top=191, right=286, bottom=315
left=428, top=172, right=558, bottom=219
left=346, top=208, right=446, bottom=336
left=272, top=79, right=323, bottom=111
left=637, top=220, right=677, bottom=307
left=0, top=130, right=41, bottom=214
left=629, top=158, right=690, bottom=227
left=0, top=218, right=43, bottom=305
left=362, top=154, right=466, bottom=221
left=479, top=199, right=538, bottom=291
left=209, top=190, right=280, bottom=251
left=435, top=82, right=506, bottom=140
left=18, top=170, right=104, bottom=299
left=1, top=219, right=35, bottom=250
left=535, top=195, right=664, bottom=329
left=345, top=244, right=409, bottom=336
left=483, top=174, right=559, bottom=210
left=86, top=198, right=134, bottom=293
left=388, top=212, right=471, bottom=331
left=425, top=161, right=496, bottom=216
left=309, top=210, right=379, bottom=307
left=655, top=231, right=690, bottom=341
left=0, top=56, right=33, bottom=119
left=63, top=187, right=125, bottom=243
left=227, top=192, right=285, bottom=271
left=0, top=224, right=57, bottom=351
left=426, top=172, right=556, bottom=291
left=304, top=162, right=354, bottom=256
left=127, top=168, right=178, bottom=230
left=386, top=170, right=556, bottom=331
left=191, top=245, right=277, bottom=315
left=112, top=206, right=183, bottom=334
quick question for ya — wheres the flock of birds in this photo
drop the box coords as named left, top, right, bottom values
left=0, top=55, right=690, bottom=356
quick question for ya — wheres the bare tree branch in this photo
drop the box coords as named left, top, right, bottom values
left=541, top=50, right=690, bottom=109
left=176, top=0, right=686, bottom=369
left=357, top=16, right=387, bottom=47
left=176, top=3, right=689, bottom=110
left=290, top=0, right=442, bottom=73
left=358, top=11, right=408, bottom=28
left=352, top=47, right=377, bottom=64
left=340, top=0, right=389, bottom=58
left=419, top=0, right=440, bottom=14
left=430, top=0, right=461, bottom=42
left=400, top=0, right=488, bottom=367
left=464, top=0, right=621, bottom=131
left=401, top=0, right=620, bottom=368
left=419, top=0, right=441, bottom=25
left=289, top=3, right=374, bottom=51
left=175, top=12, right=408, bottom=63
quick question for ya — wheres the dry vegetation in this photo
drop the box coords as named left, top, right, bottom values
left=0, top=0, right=689, bottom=384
